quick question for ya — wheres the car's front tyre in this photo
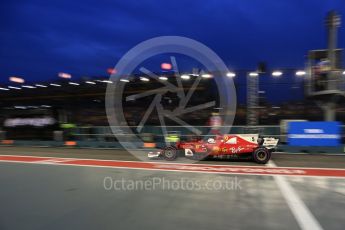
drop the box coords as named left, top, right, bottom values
left=162, top=146, right=178, bottom=161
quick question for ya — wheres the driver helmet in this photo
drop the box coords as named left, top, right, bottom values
left=207, top=138, right=216, bottom=144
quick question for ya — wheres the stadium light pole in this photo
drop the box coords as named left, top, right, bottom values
left=322, top=11, right=341, bottom=121
left=247, top=72, right=259, bottom=126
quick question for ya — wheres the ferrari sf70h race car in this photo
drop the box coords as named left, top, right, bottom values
left=148, top=134, right=279, bottom=164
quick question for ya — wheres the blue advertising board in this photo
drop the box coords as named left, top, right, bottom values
left=288, top=122, right=341, bottom=146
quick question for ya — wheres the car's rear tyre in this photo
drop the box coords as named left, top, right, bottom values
left=252, top=147, right=271, bottom=164
left=162, top=146, right=178, bottom=161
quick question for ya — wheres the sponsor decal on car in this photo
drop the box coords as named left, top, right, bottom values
left=230, top=147, right=245, bottom=153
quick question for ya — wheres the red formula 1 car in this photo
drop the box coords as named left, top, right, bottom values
left=148, top=134, right=279, bottom=164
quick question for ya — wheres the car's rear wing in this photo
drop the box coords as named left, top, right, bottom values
left=262, top=137, right=279, bottom=149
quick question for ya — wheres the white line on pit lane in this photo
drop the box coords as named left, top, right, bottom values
left=274, top=151, right=345, bottom=156
left=268, top=160, right=323, bottom=230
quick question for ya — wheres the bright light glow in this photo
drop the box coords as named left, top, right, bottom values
left=41, top=105, right=51, bottom=108
left=272, top=71, right=283, bottom=77
left=226, top=72, right=236, bottom=77
left=69, top=82, right=80, bottom=85
left=140, top=77, right=150, bottom=82
left=8, top=86, right=21, bottom=90
left=35, top=84, right=47, bottom=88
left=58, top=72, right=72, bottom=79
left=0, top=87, right=9, bottom=91
left=4, top=117, right=55, bottom=127
left=342, top=70, right=345, bottom=75
left=159, top=76, right=168, bottom=81
left=85, top=81, right=96, bottom=85
left=295, top=70, right=306, bottom=76
left=249, top=72, right=258, bottom=77
left=161, top=63, right=172, bottom=70
left=107, top=68, right=117, bottom=75
left=50, top=83, right=61, bottom=87
left=9, top=76, right=25, bottom=83
left=22, top=85, right=36, bottom=89
left=101, top=80, right=113, bottom=84
left=181, top=74, right=190, bottom=80
left=201, top=74, right=212, bottom=78
left=120, top=79, right=130, bottom=82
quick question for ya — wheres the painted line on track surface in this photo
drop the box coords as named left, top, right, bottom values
left=1, top=155, right=345, bottom=178
left=268, top=161, right=323, bottom=230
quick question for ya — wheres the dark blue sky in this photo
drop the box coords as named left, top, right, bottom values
left=0, top=0, right=344, bottom=103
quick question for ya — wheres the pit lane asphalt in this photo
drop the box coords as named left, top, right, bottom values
left=1, top=147, right=345, bottom=230
left=1, top=161, right=345, bottom=230
left=0, top=146, right=345, bottom=168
